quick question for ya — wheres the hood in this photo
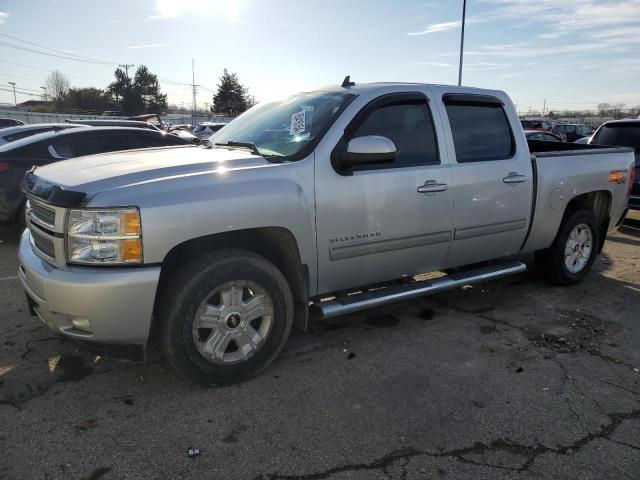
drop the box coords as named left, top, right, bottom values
left=25, top=146, right=275, bottom=205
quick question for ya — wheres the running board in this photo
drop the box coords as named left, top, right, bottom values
left=313, top=261, right=527, bottom=320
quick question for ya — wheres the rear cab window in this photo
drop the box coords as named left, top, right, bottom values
left=443, top=94, right=514, bottom=162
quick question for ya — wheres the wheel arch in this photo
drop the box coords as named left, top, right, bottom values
left=563, top=190, right=611, bottom=253
left=153, top=227, right=310, bottom=333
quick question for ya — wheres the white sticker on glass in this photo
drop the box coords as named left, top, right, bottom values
left=289, top=110, right=306, bottom=135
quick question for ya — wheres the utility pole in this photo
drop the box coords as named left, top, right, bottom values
left=543, top=98, right=547, bottom=116
left=458, top=0, right=467, bottom=86
left=191, top=58, right=199, bottom=116
left=7, top=82, right=17, bottom=108
left=41, top=86, right=47, bottom=102
left=119, top=64, right=135, bottom=80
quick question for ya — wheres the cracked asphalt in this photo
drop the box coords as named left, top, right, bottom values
left=1, top=215, right=640, bottom=480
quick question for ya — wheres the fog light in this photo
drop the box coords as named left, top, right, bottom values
left=71, top=317, right=92, bottom=332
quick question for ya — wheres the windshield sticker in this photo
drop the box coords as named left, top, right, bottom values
left=289, top=110, right=306, bottom=135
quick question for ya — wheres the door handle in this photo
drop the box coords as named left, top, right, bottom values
left=417, top=180, right=448, bottom=194
left=503, top=172, right=526, bottom=184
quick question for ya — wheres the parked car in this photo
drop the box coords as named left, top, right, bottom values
left=524, top=130, right=562, bottom=142
left=18, top=81, right=634, bottom=385
left=68, top=119, right=199, bottom=143
left=0, top=127, right=193, bottom=225
left=193, top=122, right=226, bottom=139
left=589, top=119, right=640, bottom=210
left=574, top=136, right=592, bottom=144
left=551, top=124, right=592, bottom=142
left=68, top=119, right=160, bottom=130
left=0, top=123, right=88, bottom=146
left=128, top=113, right=167, bottom=130
left=520, top=119, right=552, bottom=131
left=0, top=118, right=26, bottom=129
left=168, top=123, right=193, bottom=133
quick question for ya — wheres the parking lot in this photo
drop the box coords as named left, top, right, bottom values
left=0, top=214, right=638, bottom=479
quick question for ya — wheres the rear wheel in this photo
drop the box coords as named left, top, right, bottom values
left=160, top=249, right=293, bottom=385
left=535, top=208, right=599, bottom=285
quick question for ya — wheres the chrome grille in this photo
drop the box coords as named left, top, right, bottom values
left=30, top=201, right=56, bottom=228
left=30, top=227, right=56, bottom=260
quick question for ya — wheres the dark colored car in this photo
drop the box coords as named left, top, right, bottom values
left=128, top=113, right=166, bottom=130
left=0, top=127, right=193, bottom=225
left=67, top=119, right=160, bottom=130
left=71, top=118, right=199, bottom=143
left=524, top=130, right=563, bottom=142
left=551, top=124, right=592, bottom=143
left=590, top=120, right=640, bottom=210
left=520, top=119, right=552, bottom=132
left=0, top=123, right=88, bottom=146
left=0, top=118, right=26, bottom=129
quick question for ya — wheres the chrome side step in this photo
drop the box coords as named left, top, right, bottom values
left=314, top=261, right=527, bottom=319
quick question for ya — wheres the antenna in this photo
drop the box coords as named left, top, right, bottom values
left=341, top=75, right=355, bottom=88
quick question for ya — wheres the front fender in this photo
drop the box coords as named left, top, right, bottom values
left=87, top=156, right=318, bottom=292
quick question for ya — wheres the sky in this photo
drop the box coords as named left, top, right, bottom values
left=0, top=0, right=639, bottom=113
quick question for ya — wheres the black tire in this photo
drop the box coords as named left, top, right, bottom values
left=535, top=208, right=599, bottom=286
left=159, top=249, right=293, bottom=386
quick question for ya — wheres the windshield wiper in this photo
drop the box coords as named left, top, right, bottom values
left=214, top=140, right=261, bottom=156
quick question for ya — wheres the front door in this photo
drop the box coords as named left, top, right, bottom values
left=314, top=91, right=454, bottom=294
left=435, top=91, right=533, bottom=267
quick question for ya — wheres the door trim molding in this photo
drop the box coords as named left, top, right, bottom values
left=329, top=230, right=451, bottom=261
left=454, top=218, right=527, bottom=240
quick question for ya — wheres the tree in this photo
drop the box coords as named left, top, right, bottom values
left=61, top=87, right=118, bottom=113
left=107, top=65, right=167, bottom=115
left=108, top=68, right=130, bottom=102
left=46, top=70, right=70, bottom=101
left=133, top=65, right=167, bottom=114
left=212, top=69, right=250, bottom=116
left=597, top=103, right=612, bottom=117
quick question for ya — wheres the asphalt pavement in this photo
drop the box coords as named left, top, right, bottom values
left=1, top=218, right=639, bottom=480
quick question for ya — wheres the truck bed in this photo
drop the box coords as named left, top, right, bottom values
left=527, top=139, right=632, bottom=157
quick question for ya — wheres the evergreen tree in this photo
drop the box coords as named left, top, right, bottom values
left=212, top=69, right=250, bottom=116
left=107, top=65, right=167, bottom=115
left=133, top=65, right=167, bottom=114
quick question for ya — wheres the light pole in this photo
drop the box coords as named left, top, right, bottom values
left=8, top=81, right=17, bottom=107
left=458, top=0, right=467, bottom=86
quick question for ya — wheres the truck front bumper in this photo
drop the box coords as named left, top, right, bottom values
left=18, top=230, right=161, bottom=360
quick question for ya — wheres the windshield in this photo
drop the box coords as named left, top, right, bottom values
left=593, top=124, right=640, bottom=150
left=212, top=91, right=355, bottom=158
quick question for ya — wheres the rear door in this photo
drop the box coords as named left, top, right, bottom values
left=314, top=90, right=454, bottom=294
left=434, top=91, right=533, bottom=267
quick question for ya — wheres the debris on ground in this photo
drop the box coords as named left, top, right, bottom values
left=347, top=352, right=356, bottom=360
left=188, top=447, right=201, bottom=458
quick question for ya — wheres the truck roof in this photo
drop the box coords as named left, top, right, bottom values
left=314, top=81, right=506, bottom=97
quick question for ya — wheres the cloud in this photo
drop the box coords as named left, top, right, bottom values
left=410, top=0, right=640, bottom=45
left=127, top=43, right=173, bottom=49
left=0, top=12, right=8, bottom=24
left=146, top=0, right=243, bottom=23
left=408, top=20, right=461, bottom=36
left=415, top=61, right=453, bottom=67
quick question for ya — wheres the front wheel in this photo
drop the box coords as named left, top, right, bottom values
left=535, top=208, right=599, bottom=285
left=160, top=249, right=294, bottom=385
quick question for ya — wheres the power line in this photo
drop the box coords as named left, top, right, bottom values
left=0, top=40, right=116, bottom=65
left=0, top=59, right=105, bottom=81
left=0, top=32, right=119, bottom=64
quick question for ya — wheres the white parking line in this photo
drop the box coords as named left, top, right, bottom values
left=0, top=275, right=18, bottom=282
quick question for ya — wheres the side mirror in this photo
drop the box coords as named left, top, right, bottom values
left=340, top=135, right=397, bottom=168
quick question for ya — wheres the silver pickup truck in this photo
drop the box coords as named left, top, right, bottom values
left=18, top=80, right=635, bottom=385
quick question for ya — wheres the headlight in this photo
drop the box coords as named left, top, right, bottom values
left=66, top=208, right=143, bottom=265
